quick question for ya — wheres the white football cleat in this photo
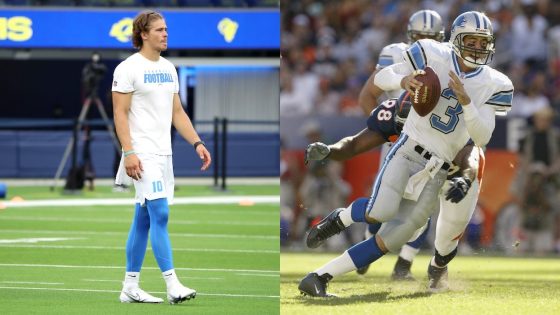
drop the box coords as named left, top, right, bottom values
left=167, top=283, right=197, bottom=304
left=120, top=286, right=164, bottom=303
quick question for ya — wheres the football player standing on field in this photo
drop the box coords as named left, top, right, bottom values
left=298, top=11, right=513, bottom=297
left=113, top=10, right=211, bottom=304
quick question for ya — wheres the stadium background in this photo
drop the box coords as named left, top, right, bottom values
left=280, top=0, right=560, bottom=256
left=0, top=1, right=279, bottom=180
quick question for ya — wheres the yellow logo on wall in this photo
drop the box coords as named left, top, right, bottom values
left=0, top=16, right=33, bottom=41
left=110, top=18, right=133, bottom=43
left=217, top=18, right=238, bottom=43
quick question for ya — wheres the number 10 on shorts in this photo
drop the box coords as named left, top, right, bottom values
left=152, top=180, right=163, bottom=193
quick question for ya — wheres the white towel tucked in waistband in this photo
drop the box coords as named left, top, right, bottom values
left=403, top=156, right=445, bottom=201
left=115, top=153, right=133, bottom=186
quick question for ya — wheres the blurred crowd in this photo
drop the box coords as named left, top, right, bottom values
left=0, top=0, right=275, bottom=6
left=281, top=0, right=560, bottom=255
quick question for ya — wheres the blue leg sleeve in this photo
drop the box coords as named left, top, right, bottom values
left=146, top=198, right=174, bottom=272
left=126, top=203, right=150, bottom=272
left=406, top=218, right=431, bottom=249
left=347, top=237, right=386, bottom=269
left=350, top=197, right=369, bottom=223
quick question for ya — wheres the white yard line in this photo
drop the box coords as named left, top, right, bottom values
left=0, top=229, right=278, bottom=240
left=0, top=244, right=278, bottom=254
left=1, top=281, right=64, bottom=285
left=0, top=286, right=279, bottom=299
left=235, top=273, right=280, bottom=277
left=0, top=263, right=278, bottom=274
left=0, top=195, right=279, bottom=208
left=1, top=216, right=277, bottom=227
left=82, top=276, right=223, bottom=282
left=0, top=237, right=82, bottom=244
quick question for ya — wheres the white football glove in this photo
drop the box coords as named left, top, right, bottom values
left=305, top=142, right=331, bottom=165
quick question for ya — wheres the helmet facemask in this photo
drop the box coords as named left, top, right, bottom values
left=453, top=33, right=495, bottom=68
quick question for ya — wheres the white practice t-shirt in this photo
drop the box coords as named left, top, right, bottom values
left=112, top=53, right=179, bottom=155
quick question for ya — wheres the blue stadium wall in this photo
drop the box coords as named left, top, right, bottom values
left=0, top=131, right=279, bottom=178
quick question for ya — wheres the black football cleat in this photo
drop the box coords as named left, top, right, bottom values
left=427, top=264, right=449, bottom=292
left=391, top=256, right=416, bottom=281
left=306, top=208, right=346, bottom=248
left=298, top=273, right=335, bottom=297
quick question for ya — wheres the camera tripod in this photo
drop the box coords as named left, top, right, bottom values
left=50, top=94, right=121, bottom=191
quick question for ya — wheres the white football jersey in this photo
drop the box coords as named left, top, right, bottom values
left=401, top=39, right=513, bottom=161
left=376, top=42, right=409, bottom=100
left=112, top=53, right=179, bottom=155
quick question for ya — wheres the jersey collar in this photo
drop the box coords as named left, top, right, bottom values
left=452, top=53, right=484, bottom=79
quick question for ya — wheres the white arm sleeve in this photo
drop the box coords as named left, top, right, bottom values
left=373, top=62, right=411, bottom=91
left=462, top=103, right=496, bottom=146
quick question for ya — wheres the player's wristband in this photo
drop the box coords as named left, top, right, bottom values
left=123, top=150, right=135, bottom=157
left=193, top=140, right=206, bottom=150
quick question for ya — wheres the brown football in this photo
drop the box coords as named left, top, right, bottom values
left=411, top=66, right=441, bottom=117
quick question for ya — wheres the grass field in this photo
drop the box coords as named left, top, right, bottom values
left=281, top=252, right=560, bottom=315
left=0, top=184, right=279, bottom=315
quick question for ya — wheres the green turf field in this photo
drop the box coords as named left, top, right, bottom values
left=0, top=184, right=279, bottom=315
left=281, top=252, right=560, bottom=315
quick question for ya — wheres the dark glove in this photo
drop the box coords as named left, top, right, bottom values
left=445, top=177, right=472, bottom=203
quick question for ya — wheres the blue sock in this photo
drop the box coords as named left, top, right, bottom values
left=126, top=203, right=150, bottom=272
left=367, top=222, right=381, bottom=235
left=406, top=218, right=431, bottom=249
left=347, top=237, right=386, bottom=268
left=350, top=197, right=369, bottom=223
left=146, top=198, right=174, bottom=272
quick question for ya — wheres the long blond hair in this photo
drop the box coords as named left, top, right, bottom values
left=132, top=10, right=163, bottom=49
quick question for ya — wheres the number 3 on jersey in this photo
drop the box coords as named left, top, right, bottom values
left=430, top=88, right=463, bottom=134
left=152, top=180, right=163, bottom=193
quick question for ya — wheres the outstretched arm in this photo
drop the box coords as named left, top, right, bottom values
left=306, top=129, right=386, bottom=163
left=328, top=129, right=386, bottom=161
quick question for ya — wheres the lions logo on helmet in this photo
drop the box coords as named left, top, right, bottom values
left=449, top=11, right=495, bottom=68
left=407, top=10, right=445, bottom=43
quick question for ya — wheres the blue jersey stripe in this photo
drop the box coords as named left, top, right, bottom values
left=378, top=56, right=394, bottom=67
left=465, top=67, right=483, bottom=78
left=487, top=91, right=513, bottom=106
left=366, top=134, right=408, bottom=216
left=408, top=42, right=426, bottom=70
left=491, top=89, right=514, bottom=96
left=453, top=53, right=484, bottom=78
left=452, top=53, right=461, bottom=75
